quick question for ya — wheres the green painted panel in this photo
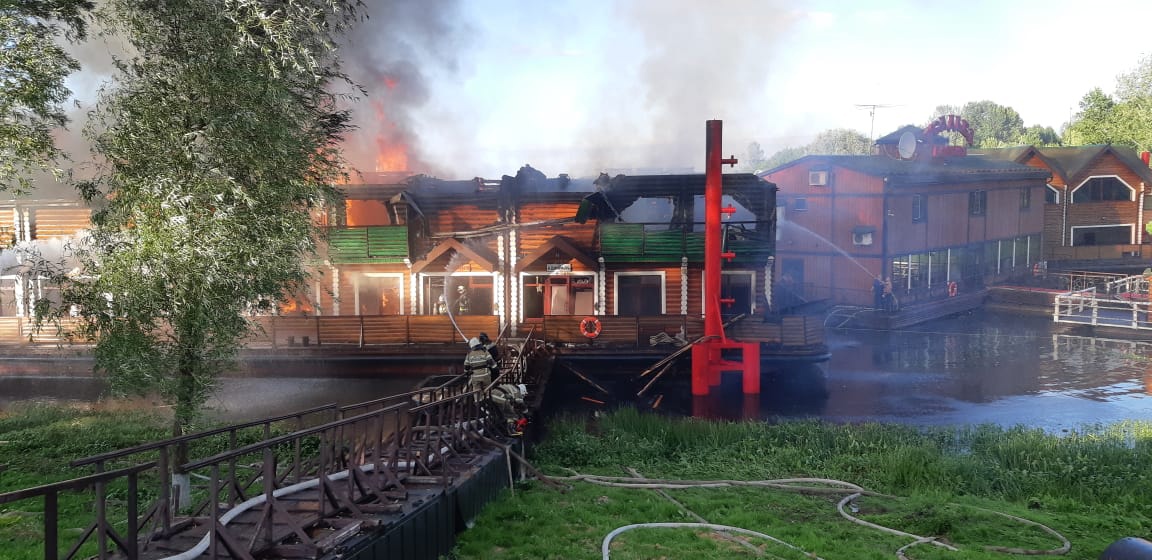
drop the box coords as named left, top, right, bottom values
left=330, top=227, right=408, bottom=264
left=367, top=226, right=408, bottom=258
left=600, top=224, right=645, bottom=256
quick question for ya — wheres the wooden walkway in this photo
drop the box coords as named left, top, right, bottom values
left=0, top=336, right=552, bottom=560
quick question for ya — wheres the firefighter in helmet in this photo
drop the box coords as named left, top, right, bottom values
left=464, top=336, right=496, bottom=392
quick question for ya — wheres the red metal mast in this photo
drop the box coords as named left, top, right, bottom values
left=691, top=120, right=760, bottom=398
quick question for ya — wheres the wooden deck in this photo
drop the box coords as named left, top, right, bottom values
left=0, top=313, right=828, bottom=360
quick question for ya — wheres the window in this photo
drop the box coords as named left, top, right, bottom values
left=702, top=271, right=755, bottom=317
left=1071, top=176, right=1134, bottom=203
left=1020, top=187, right=1031, bottom=210
left=1045, top=184, right=1059, bottom=204
left=520, top=273, right=596, bottom=318
left=793, top=197, right=808, bottom=211
left=422, top=274, right=494, bottom=315
left=968, top=191, right=986, bottom=216
left=912, top=194, right=925, bottom=222
left=1071, top=225, right=1134, bottom=246
left=808, top=170, right=828, bottom=186
left=354, top=273, right=404, bottom=315
left=614, top=273, right=665, bottom=315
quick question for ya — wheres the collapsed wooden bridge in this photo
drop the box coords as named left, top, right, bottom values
left=0, top=336, right=553, bottom=560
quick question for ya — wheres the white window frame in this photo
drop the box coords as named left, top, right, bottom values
left=1045, top=184, right=1060, bottom=204
left=1069, top=224, right=1135, bottom=246
left=1069, top=175, right=1136, bottom=203
left=518, top=270, right=597, bottom=322
left=418, top=271, right=497, bottom=315
left=699, top=270, right=757, bottom=317
left=355, top=272, right=406, bottom=315
left=808, top=170, right=828, bottom=186
left=612, top=271, right=666, bottom=315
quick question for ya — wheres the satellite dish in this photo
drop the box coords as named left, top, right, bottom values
left=897, top=131, right=917, bottom=160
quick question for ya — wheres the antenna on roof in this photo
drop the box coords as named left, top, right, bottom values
left=855, top=103, right=901, bottom=145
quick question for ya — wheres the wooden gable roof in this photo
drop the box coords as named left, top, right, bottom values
left=412, top=237, right=499, bottom=274
left=978, top=145, right=1152, bottom=187
left=514, top=235, right=596, bottom=273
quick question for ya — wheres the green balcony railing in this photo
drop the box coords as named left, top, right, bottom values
left=327, top=226, right=409, bottom=264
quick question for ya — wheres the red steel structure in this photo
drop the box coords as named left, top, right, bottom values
left=691, top=120, right=761, bottom=396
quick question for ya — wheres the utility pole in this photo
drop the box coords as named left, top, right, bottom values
left=855, top=103, right=899, bottom=144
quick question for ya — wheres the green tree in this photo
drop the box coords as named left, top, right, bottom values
left=1018, top=124, right=1062, bottom=146
left=0, top=0, right=93, bottom=193
left=758, top=128, right=869, bottom=170
left=1066, top=56, right=1152, bottom=152
left=38, top=0, right=359, bottom=438
left=808, top=128, right=870, bottom=155
left=1066, top=88, right=1118, bottom=145
left=742, top=141, right=768, bottom=172
left=933, top=100, right=1025, bottom=148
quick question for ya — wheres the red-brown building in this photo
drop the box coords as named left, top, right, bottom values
left=978, top=144, right=1152, bottom=267
left=760, top=123, right=1050, bottom=312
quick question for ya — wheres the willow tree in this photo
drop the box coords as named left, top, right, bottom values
left=0, top=0, right=93, bottom=193
left=52, top=0, right=360, bottom=437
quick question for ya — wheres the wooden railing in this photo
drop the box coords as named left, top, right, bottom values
left=0, top=381, right=507, bottom=558
left=517, top=314, right=825, bottom=349
left=0, top=313, right=825, bottom=351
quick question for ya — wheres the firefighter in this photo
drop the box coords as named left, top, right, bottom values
left=489, top=383, right=529, bottom=436
left=464, top=336, right=496, bottom=392
left=478, top=332, right=500, bottom=364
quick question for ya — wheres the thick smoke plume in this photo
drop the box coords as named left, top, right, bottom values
left=340, top=0, right=468, bottom=179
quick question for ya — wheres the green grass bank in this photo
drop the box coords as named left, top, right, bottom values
left=452, top=409, right=1152, bottom=560
left=2, top=404, right=1150, bottom=559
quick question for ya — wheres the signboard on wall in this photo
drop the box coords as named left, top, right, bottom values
left=546, top=263, right=572, bottom=272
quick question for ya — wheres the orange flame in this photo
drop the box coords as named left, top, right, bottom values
left=371, top=96, right=409, bottom=173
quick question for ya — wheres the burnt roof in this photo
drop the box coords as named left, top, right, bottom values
left=976, top=144, right=1152, bottom=186
left=579, top=173, right=778, bottom=222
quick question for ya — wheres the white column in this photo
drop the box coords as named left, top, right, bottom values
left=598, top=257, right=606, bottom=315
left=509, top=229, right=518, bottom=331
left=332, top=266, right=341, bottom=316
left=496, top=233, right=506, bottom=329
left=407, top=259, right=417, bottom=314
left=680, top=257, right=688, bottom=315
left=764, top=257, right=774, bottom=312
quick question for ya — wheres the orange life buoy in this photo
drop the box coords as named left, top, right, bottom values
left=580, top=316, right=602, bottom=339
left=947, top=281, right=958, bottom=297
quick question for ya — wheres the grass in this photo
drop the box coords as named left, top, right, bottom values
left=451, top=408, right=1152, bottom=560
left=3, top=404, right=1150, bottom=559
left=0, top=403, right=300, bottom=560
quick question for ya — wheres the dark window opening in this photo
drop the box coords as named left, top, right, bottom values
left=1072, top=177, right=1132, bottom=203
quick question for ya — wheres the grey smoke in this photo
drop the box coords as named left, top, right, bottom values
left=340, top=0, right=470, bottom=177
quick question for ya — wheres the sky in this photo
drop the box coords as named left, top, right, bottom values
left=365, top=0, right=1152, bottom=179
left=62, top=0, right=1152, bottom=181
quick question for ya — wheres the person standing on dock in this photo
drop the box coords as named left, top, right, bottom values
left=465, top=336, right=496, bottom=392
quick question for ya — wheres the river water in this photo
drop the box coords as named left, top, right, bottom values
left=2, top=310, right=1150, bottom=430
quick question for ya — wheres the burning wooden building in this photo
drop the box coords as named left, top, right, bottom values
left=296, top=165, right=826, bottom=356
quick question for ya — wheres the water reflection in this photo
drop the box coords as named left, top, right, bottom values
left=680, top=310, right=1152, bottom=430
left=0, top=358, right=421, bottom=423
left=2, top=310, right=1150, bottom=430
